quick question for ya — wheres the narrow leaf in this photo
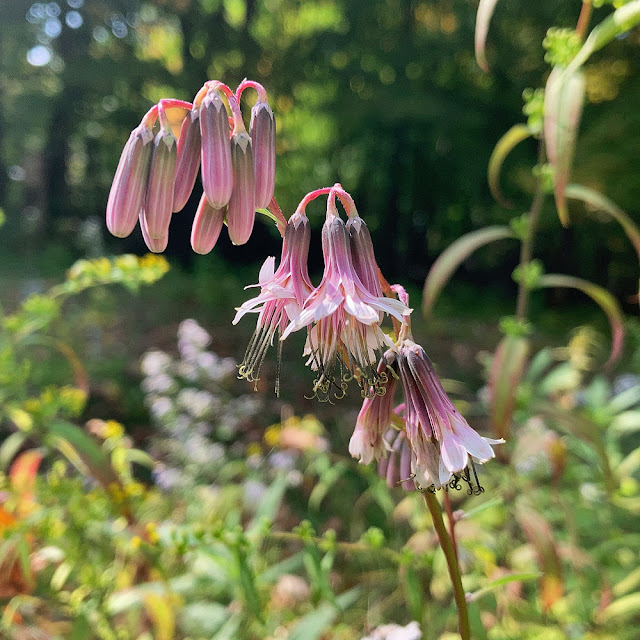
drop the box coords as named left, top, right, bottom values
left=144, top=593, right=175, bottom=640
left=488, top=124, right=532, bottom=207
left=598, top=592, right=640, bottom=624
left=568, top=1, right=640, bottom=73
left=422, top=226, right=516, bottom=316
left=475, top=0, right=501, bottom=72
left=467, top=571, right=541, bottom=602
left=537, top=274, right=624, bottom=366
left=0, top=432, right=27, bottom=472
left=247, top=472, right=288, bottom=534
left=544, top=67, right=585, bottom=226
left=46, top=420, right=119, bottom=489
left=489, top=335, right=530, bottom=439
left=565, top=184, right=640, bottom=266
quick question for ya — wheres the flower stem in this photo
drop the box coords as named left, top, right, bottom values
left=576, top=0, right=593, bottom=40
left=515, top=140, right=546, bottom=320
left=423, top=490, right=471, bottom=640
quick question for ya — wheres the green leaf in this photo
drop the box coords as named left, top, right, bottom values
left=475, top=0, right=501, bottom=72
left=0, top=432, right=27, bottom=472
left=488, top=124, right=532, bottom=207
left=46, top=420, right=119, bottom=489
left=598, top=592, right=640, bottom=624
left=544, top=67, right=585, bottom=227
left=309, top=461, right=348, bottom=512
left=422, top=226, right=516, bottom=316
left=287, top=587, right=361, bottom=640
left=489, top=335, right=530, bottom=439
left=467, top=572, right=542, bottom=602
left=460, top=496, right=504, bottom=520
left=537, top=274, right=625, bottom=366
left=568, top=1, right=640, bottom=74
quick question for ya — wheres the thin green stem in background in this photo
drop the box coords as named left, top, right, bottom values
left=423, top=490, right=471, bottom=640
left=515, top=140, right=547, bottom=320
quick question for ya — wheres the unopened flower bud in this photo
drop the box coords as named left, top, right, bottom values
left=227, top=131, right=255, bottom=246
left=191, top=193, right=225, bottom=255
left=347, top=216, right=383, bottom=297
left=250, top=100, right=276, bottom=209
left=139, top=211, right=168, bottom=254
left=200, top=91, right=233, bottom=208
left=145, top=128, right=177, bottom=239
left=106, top=124, right=153, bottom=238
left=173, top=109, right=201, bottom=212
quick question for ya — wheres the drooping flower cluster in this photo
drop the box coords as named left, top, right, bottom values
left=105, top=79, right=503, bottom=491
left=349, top=330, right=503, bottom=492
left=234, top=186, right=410, bottom=399
left=106, top=80, right=276, bottom=253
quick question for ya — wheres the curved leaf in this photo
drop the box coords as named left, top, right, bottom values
left=568, top=1, right=640, bottom=74
left=598, top=592, right=640, bottom=625
left=488, top=124, right=532, bottom=207
left=544, top=67, right=585, bottom=227
left=538, top=274, right=625, bottom=366
left=489, top=335, right=530, bottom=440
left=475, top=0, right=501, bottom=72
left=422, top=226, right=516, bottom=316
left=565, top=184, right=640, bottom=264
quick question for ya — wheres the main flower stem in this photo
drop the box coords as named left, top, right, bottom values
left=423, top=491, right=470, bottom=640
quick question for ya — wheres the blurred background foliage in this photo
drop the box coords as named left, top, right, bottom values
left=1, top=0, right=639, bottom=298
left=1, top=1, right=640, bottom=639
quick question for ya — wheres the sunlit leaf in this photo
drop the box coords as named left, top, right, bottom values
left=422, top=226, right=516, bottom=316
left=598, top=592, right=640, bottom=624
left=537, top=274, right=625, bottom=366
left=489, top=335, right=530, bottom=440
left=0, top=432, right=27, bottom=472
left=568, top=0, right=640, bottom=73
left=247, top=472, right=289, bottom=534
left=488, top=124, right=532, bottom=207
left=544, top=67, right=585, bottom=227
left=144, top=593, right=175, bottom=640
left=475, top=0, right=501, bottom=72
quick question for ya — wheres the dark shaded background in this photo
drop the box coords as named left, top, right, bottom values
left=1, top=0, right=639, bottom=305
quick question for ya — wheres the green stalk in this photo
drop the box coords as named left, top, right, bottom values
left=423, top=491, right=470, bottom=640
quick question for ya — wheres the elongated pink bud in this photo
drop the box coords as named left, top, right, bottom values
left=200, top=91, right=233, bottom=208
left=106, top=124, right=153, bottom=238
left=250, top=100, right=276, bottom=209
left=173, top=108, right=201, bottom=212
left=191, top=193, right=225, bottom=254
left=347, top=216, right=383, bottom=297
left=227, top=132, right=255, bottom=246
left=145, top=128, right=177, bottom=239
left=140, top=210, right=168, bottom=253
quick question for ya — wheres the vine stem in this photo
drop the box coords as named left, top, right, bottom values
left=515, top=140, right=547, bottom=320
left=576, top=0, right=593, bottom=40
left=423, top=491, right=470, bottom=640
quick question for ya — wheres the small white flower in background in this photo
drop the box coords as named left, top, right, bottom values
left=361, top=621, right=421, bottom=640
left=141, top=373, right=175, bottom=394
left=150, top=396, right=173, bottom=419
left=178, top=319, right=212, bottom=359
left=141, top=350, right=172, bottom=376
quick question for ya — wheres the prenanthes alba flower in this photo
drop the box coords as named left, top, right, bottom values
left=283, top=204, right=409, bottom=400
left=349, top=350, right=398, bottom=464
left=143, top=127, right=177, bottom=240
left=347, top=215, right=383, bottom=299
left=190, top=193, right=225, bottom=255
left=250, top=100, right=276, bottom=209
left=106, top=123, right=154, bottom=238
left=397, top=339, right=503, bottom=490
left=233, top=211, right=312, bottom=395
left=173, top=108, right=202, bottom=212
left=200, top=91, right=233, bottom=209
left=227, top=131, right=256, bottom=246
left=377, top=428, right=416, bottom=491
